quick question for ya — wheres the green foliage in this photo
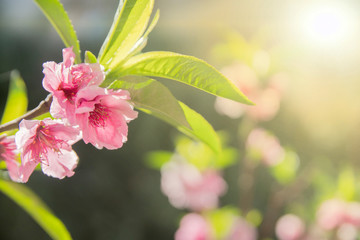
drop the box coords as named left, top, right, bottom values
left=336, top=167, right=355, bottom=201
left=145, top=135, right=236, bottom=170
left=1, top=70, right=28, bottom=125
left=109, top=76, right=221, bottom=153
left=84, top=51, right=98, bottom=64
left=0, top=162, right=6, bottom=169
left=109, top=76, right=190, bottom=128
left=104, top=51, right=253, bottom=105
left=245, top=209, right=262, bottom=227
left=206, top=207, right=239, bottom=239
left=34, top=0, right=81, bottom=64
left=144, top=151, right=173, bottom=169
left=126, top=9, right=160, bottom=58
left=0, top=179, right=72, bottom=240
left=270, top=149, right=299, bottom=185
left=178, top=102, right=221, bottom=154
left=98, top=0, right=155, bottom=69
left=175, top=135, right=236, bottom=171
left=211, top=30, right=260, bottom=67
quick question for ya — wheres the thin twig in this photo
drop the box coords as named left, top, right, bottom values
left=0, top=94, right=52, bottom=133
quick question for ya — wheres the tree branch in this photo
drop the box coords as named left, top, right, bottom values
left=0, top=94, right=53, bottom=133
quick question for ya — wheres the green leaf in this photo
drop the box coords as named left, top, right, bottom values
left=84, top=51, right=98, bottom=64
left=0, top=161, right=6, bottom=169
left=125, top=9, right=160, bottom=58
left=105, top=51, right=254, bottom=104
left=144, top=151, right=173, bottom=169
left=206, top=206, right=239, bottom=239
left=1, top=70, right=28, bottom=124
left=178, top=102, right=221, bottom=154
left=175, top=136, right=215, bottom=171
left=109, top=76, right=190, bottom=128
left=142, top=9, right=159, bottom=41
left=0, top=179, right=72, bottom=240
left=98, top=0, right=154, bottom=69
left=174, top=135, right=236, bottom=171
left=109, top=76, right=221, bottom=153
left=337, top=167, right=355, bottom=201
left=34, top=0, right=81, bottom=63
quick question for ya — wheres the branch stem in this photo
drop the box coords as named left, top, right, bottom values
left=0, top=94, right=52, bottom=133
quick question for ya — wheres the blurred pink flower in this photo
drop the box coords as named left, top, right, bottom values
left=161, top=157, right=227, bottom=211
left=344, top=202, right=360, bottom=227
left=275, top=214, right=305, bottom=240
left=246, top=128, right=285, bottom=166
left=75, top=86, right=138, bottom=150
left=316, top=199, right=347, bottom=230
left=0, top=135, right=22, bottom=182
left=226, top=217, right=257, bottom=240
left=336, top=223, right=358, bottom=240
left=15, top=118, right=80, bottom=182
left=214, top=62, right=283, bottom=121
left=175, top=213, right=213, bottom=240
left=42, top=47, right=105, bottom=123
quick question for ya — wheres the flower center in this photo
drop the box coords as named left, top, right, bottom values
left=26, top=124, right=66, bottom=165
left=61, top=87, right=78, bottom=103
left=89, top=104, right=110, bottom=127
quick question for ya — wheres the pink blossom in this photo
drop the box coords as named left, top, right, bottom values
left=214, top=62, right=282, bottom=121
left=336, top=223, right=358, bottom=240
left=275, top=214, right=305, bottom=240
left=175, top=213, right=213, bottom=240
left=15, top=118, right=80, bottom=182
left=0, top=135, right=22, bottom=182
left=246, top=128, right=285, bottom=166
left=161, top=157, right=227, bottom=211
left=42, top=47, right=105, bottom=123
left=226, top=217, right=257, bottom=240
left=74, top=86, right=138, bottom=150
left=316, top=199, right=347, bottom=230
left=344, top=202, right=360, bottom=227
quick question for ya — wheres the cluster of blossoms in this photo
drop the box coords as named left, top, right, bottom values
left=214, top=62, right=285, bottom=122
left=161, top=155, right=227, bottom=211
left=160, top=149, right=257, bottom=239
left=274, top=199, right=360, bottom=240
left=316, top=198, right=360, bottom=239
left=0, top=47, right=137, bottom=183
left=246, top=128, right=285, bottom=167
left=175, top=212, right=257, bottom=240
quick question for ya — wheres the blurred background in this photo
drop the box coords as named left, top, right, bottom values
left=1, top=0, right=360, bottom=239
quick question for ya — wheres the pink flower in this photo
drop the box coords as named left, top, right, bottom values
left=175, top=213, right=213, bottom=240
left=161, top=157, right=227, bottom=211
left=214, top=62, right=283, bottom=121
left=246, top=128, right=285, bottom=166
left=336, top=223, right=358, bottom=240
left=0, top=135, right=22, bottom=182
left=344, top=202, right=360, bottom=227
left=226, top=217, right=257, bottom=240
left=15, top=118, right=80, bottom=182
left=316, top=199, right=347, bottom=230
left=42, top=47, right=105, bottom=123
left=74, top=86, right=138, bottom=150
left=275, top=214, right=305, bottom=240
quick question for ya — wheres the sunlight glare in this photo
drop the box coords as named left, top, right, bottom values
left=302, top=4, right=355, bottom=46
